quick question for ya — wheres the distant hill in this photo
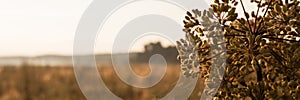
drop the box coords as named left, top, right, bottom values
left=0, top=54, right=115, bottom=67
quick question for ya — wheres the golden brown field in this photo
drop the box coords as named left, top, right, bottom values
left=0, top=64, right=204, bottom=100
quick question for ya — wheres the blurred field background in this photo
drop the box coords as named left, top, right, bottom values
left=0, top=42, right=206, bottom=99
left=0, top=64, right=204, bottom=100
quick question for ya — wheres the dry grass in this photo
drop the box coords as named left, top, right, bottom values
left=0, top=66, right=85, bottom=100
left=0, top=64, right=204, bottom=100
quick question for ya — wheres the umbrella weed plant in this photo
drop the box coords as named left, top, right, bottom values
left=176, top=0, right=300, bottom=99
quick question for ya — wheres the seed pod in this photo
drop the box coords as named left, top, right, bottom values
left=234, top=2, right=238, bottom=6
left=296, top=86, right=300, bottom=91
left=211, top=4, right=218, bottom=12
left=282, top=5, right=288, bottom=12
left=187, top=11, right=192, bottom=17
left=203, top=10, right=207, bottom=16
left=183, top=20, right=188, bottom=24
left=185, top=16, right=190, bottom=20
left=227, top=14, right=237, bottom=21
left=274, top=5, right=282, bottom=13
left=255, top=35, right=262, bottom=42
left=220, top=4, right=225, bottom=11
left=270, top=11, right=276, bottom=17
left=251, top=59, right=256, bottom=66
left=222, top=0, right=229, bottom=3
left=228, top=8, right=236, bottom=15
left=288, top=80, right=296, bottom=87
left=195, top=27, right=203, bottom=33
left=177, top=55, right=181, bottom=60
left=239, top=65, right=246, bottom=71
left=260, top=39, right=266, bottom=46
left=285, top=27, right=291, bottom=31
left=251, top=11, right=255, bottom=17
left=214, top=0, right=219, bottom=4
left=245, top=12, right=250, bottom=19
left=281, top=81, right=287, bottom=86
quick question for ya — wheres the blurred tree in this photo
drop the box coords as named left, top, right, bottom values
left=133, top=42, right=179, bottom=64
left=176, top=0, right=300, bottom=99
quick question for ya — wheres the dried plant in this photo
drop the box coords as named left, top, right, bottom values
left=177, top=0, right=300, bottom=99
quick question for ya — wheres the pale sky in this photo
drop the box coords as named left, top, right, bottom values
left=0, top=0, right=92, bottom=57
left=0, top=0, right=254, bottom=57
